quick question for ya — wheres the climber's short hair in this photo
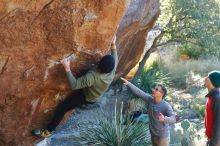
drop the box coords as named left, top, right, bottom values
left=98, top=55, right=115, bottom=73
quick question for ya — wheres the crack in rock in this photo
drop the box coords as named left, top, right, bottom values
left=0, top=55, right=9, bottom=75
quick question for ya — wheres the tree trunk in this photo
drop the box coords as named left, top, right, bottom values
left=132, top=31, right=165, bottom=80
left=132, top=45, right=157, bottom=81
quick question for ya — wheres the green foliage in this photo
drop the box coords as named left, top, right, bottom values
left=198, top=105, right=206, bottom=118
left=179, top=120, right=201, bottom=146
left=191, top=103, right=206, bottom=118
left=132, top=61, right=172, bottom=94
left=178, top=45, right=204, bottom=59
left=181, top=120, right=190, bottom=130
left=157, top=0, right=220, bottom=57
left=80, top=103, right=151, bottom=146
left=128, top=98, right=147, bottom=113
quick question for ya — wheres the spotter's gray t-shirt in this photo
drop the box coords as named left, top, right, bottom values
left=127, top=82, right=176, bottom=137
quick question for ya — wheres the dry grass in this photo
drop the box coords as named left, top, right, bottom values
left=158, top=46, right=220, bottom=87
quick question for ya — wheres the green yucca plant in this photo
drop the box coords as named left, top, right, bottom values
left=80, top=101, right=151, bottom=146
left=133, top=61, right=172, bottom=94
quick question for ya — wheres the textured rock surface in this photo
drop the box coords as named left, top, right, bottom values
left=0, top=0, right=130, bottom=145
left=115, top=0, right=160, bottom=79
left=0, top=0, right=159, bottom=145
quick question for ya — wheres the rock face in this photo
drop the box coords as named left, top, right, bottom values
left=0, top=0, right=159, bottom=145
left=116, top=0, right=160, bottom=79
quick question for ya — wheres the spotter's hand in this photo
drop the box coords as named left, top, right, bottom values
left=120, top=77, right=129, bottom=85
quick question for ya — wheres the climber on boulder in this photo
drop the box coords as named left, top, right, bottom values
left=32, top=35, right=118, bottom=138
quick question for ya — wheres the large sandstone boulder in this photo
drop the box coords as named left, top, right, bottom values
left=116, top=0, right=160, bottom=79
left=0, top=0, right=159, bottom=145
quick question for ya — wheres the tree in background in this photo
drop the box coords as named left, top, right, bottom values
left=135, top=0, right=220, bottom=77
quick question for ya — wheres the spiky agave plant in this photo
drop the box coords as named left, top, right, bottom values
left=80, top=100, right=151, bottom=146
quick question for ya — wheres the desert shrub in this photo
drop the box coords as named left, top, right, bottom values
left=171, top=120, right=203, bottom=146
left=132, top=61, right=172, bottom=94
left=80, top=102, right=151, bottom=146
left=178, top=45, right=204, bottom=60
left=180, top=120, right=201, bottom=146
left=127, top=98, right=146, bottom=113
left=162, top=57, right=220, bottom=88
left=190, top=103, right=206, bottom=118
